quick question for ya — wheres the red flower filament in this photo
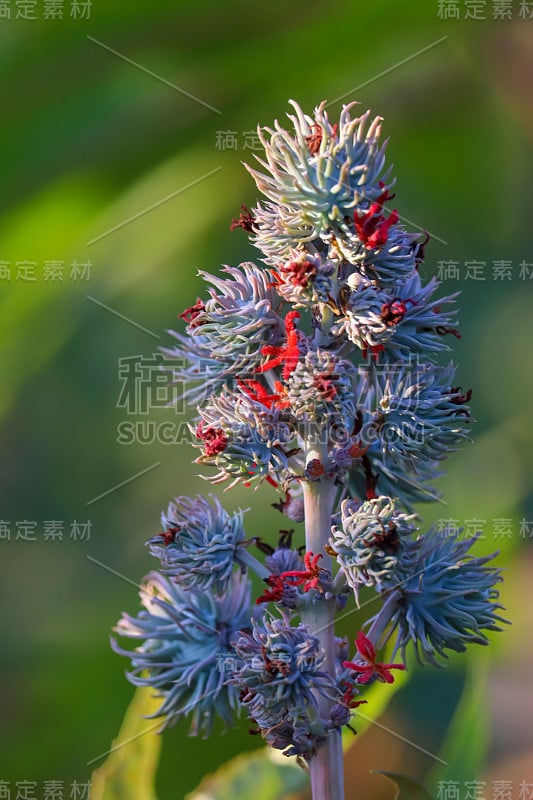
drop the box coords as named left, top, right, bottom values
left=238, top=379, right=282, bottom=410
left=341, top=681, right=368, bottom=710
left=343, top=632, right=406, bottom=685
left=256, top=311, right=301, bottom=380
left=361, top=343, right=385, bottom=361
left=256, top=551, right=325, bottom=604
left=313, top=373, right=338, bottom=402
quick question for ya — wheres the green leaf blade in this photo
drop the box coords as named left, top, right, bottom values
left=186, top=747, right=308, bottom=800
left=90, top=687, right=162, bottom=800
left=373, top=770, right=434, bottom=799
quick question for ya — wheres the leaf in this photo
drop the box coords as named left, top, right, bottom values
left=429, top=655, right=490, bottom=788
left=373, top=770, right=434, bottom=799
left=186, top=747, right=308, bottom=800
left=90, top=687, right=163, bottom=800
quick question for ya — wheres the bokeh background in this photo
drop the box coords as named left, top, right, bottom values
left=1, top=1, right=532, bottom=798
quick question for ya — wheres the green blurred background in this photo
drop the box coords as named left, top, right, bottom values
left=1, top=1, right=532, bottom=798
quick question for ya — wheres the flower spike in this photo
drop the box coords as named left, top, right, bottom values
left=112, top=100, right=504, bottom=794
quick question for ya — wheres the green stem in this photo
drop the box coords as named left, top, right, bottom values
left=366, top=590, right=402, bottom=648
left=301, top=442, right=344, bottom=800
left=237, top=547, right=270, bottom=580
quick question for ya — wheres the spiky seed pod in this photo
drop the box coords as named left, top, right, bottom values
left=286, top=349, right=356, bottom=437
left=330, top=496, right=418, bottom=603
left=112, top=571, right=253, bottom=736
left=247, top=707, right=326, bottom=758
left=353, top=361, right=472, bottom=508
left=248, top=100, right=391, bottom=264
left=163, top=263, right=283, bottom=406
left=377, top=271, right=460, bottom=361
left=275, top=252, right=336, bottom=306
left=386, top=533, right=505, bottom=666
left=228, top=611, right=337, bottom=726
left=147, top=495, right=247, bottom=593
left=194, top=388, right=297, bottom=489
left=331, top=275, right=395, bottom=352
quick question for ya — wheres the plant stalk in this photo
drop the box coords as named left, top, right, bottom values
left=301, top=442, right=344, bottom=800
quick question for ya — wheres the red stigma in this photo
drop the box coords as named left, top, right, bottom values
left=450, top=386, right=472, bottom=405
left=341, top=681, right=368, bottom=710
left=362, top=454, right=378, bottom=500
left=280, top=259, right=318, bottom=289
left=278, top=552, right=324, bottom=592
left=230, top=204, right=255, bottom=233
left=160, top=526, right=180, bottom=546
left=179, top=299, right=205, bottom=328
left=305, top=123, right=338, bottom=156
left=370, top=522, right=401, bottom=553
left=436, top=325, right=461, bottom=339
left=286, top=551, right=324, bottom=592
left=305, top=122, right=339, bottom=156
left=256, top=575, right=285, bottom=605
left=381, top=298, right=414, bottom=327
left=238, top=379, right=283, bottom=410
left=305, top=124, right=323, bottom=155
left=261, top=644, right=291, bottom=677
left=361, top=343, right=385, bottom=361
left=355, top=185, right=398, bottom=249
left=196, top=423, right=227, bottom=456
left=314, top=373, right=337, bottom=402
left=347, top=440, right=369, bottom=460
